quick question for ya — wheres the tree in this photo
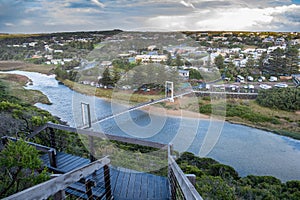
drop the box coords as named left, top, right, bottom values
left=257, top=51, right=267, bottom=74
left=166, top=52, right=172, bottom=66
left=189, top=69, right=203, bottom=80
left=214, top=54, right=225, bottom=69
left=112, top=67, right=121, bottom=85
left=99, top=68, right=113, bottom=87
left=68, top=70, right=80, bottom=82
left=175, top=54, right=183, bottom=67
left=285, top=47, right=299, bottom=75
left=245, top=56, right=255, bottom=69
left=132, top=67, right=146, bottom=88
left=268, top=48, right=286, bottom=75
left=0, top=139, right=49, bottom=198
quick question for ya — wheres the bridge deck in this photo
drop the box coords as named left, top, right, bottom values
left=40, top=152, right=170, bottom=200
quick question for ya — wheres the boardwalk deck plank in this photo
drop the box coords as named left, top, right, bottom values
left=126, top=171, right=136, bottom=198
left=40, top=152, right=170, bottom=200
left=148, top=174, right=156, bottom=199
left=133, top=173, right=142, bottom=199
left=112, top=168, right=124, bottom=197
left=140, top=173, right=148, bottom=199
left=119, top=168, right=131, bottom=197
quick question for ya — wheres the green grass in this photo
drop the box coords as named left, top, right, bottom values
left=62, top=79, right=163, bottom=104
left=199, top=98, right=300, bottom=140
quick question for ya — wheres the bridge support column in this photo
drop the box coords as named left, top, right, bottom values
left=165, top=81, right=174, bottom=102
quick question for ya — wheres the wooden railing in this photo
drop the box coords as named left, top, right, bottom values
left=1, top=136, right=57, bottom=168
left=29, top=122, right=166, bottom=149
left=3, top=157, right=111, bottom=200
left=168, top=144, right=203, bottom=200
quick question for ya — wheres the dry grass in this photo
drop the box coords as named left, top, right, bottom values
left=0, top=61, right=54, bottom=74
left=0, top=33, right=42, bottom=39
left=0, top=73, right=51, bottom=105
left=224, top=99, right=300, bottom=138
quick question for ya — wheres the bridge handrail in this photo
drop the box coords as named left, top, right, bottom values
left=4, top=157, right=110, bottom=200
left=168, top=144, right=203, bottom=200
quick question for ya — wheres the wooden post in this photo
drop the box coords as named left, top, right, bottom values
left=53, top=190, right=65, bottom=200
left=48, top=148, right=57, bottom=168
left=85, top=178, right=94, bottom=200
left=49, top=128, right=56, bottom=149
left=51, top=174, right=65, bottom=200
left=186, top=174, right=196, bottom=186
left=103, top=165, right=112, bottom=199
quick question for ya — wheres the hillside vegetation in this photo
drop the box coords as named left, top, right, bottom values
left=178, top=152, right=300, bottom=200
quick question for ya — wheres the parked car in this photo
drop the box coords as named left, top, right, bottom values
left=258, top=76, right=266, bottom=82
left=260, top=84, right=272, bottom=89
left=229, top=85, right=238, bottom=91
left=237, top=75, right=245, bottom=83
left=247, top=76, right=254, bottom=81
left=274, top=83, right=288, bottom=88
left=269, top=76, right=278, bottom=82
left=248, top=84, right=254, bottom=89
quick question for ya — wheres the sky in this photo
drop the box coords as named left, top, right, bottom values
left=1, top=0, right=300, bottom=33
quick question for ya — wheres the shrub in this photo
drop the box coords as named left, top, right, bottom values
left=256, top=88, right=300, bottom=111
left=0, top=139, right=49, bottom=198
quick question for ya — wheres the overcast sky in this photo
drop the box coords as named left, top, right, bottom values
left=1, top=0, right=300, bottom=33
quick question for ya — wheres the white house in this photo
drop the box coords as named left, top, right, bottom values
left=178, top=70, right=189, bottom=79
left=135, top=55, right=167, bottom=63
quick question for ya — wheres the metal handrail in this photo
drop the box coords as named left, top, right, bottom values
left=168, top=144, right=203, bottom=200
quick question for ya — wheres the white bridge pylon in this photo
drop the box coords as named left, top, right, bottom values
left=165, top=81, right=174, bottom=102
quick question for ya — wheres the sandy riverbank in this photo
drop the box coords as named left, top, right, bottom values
left=141, top=105, right=210, bottom=119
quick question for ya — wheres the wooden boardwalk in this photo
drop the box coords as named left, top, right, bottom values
left=40, top=152, right=90, bottom=173
left=40, top=152, right=170, bottom=200
left=110, top=167, right=170, bottom=200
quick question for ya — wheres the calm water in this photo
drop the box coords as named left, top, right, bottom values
left=2, top=71, right=300, bottom=181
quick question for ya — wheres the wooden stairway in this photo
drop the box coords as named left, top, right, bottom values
left=40, top=152, right=170, bottom=200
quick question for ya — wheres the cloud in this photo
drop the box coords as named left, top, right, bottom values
left=4, top=22, right=15, bottom=27
left=91, top=0, right=105, bottom=8
left=0, top=0, right=299, bottom=33
left=180, top=0, right=195, bottom=8
left=144, top=3, right=300, bottom=31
